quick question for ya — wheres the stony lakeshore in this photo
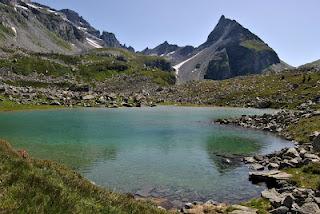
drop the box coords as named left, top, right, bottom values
left=207, top=110, right=320, bottom=214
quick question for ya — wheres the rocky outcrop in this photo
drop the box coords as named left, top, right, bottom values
left=261, top=188, right=320, bottom=214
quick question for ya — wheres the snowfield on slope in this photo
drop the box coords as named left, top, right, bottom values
left=86, top=38, right=103, bottom=48
left=173, top=50, right=204, bottom=76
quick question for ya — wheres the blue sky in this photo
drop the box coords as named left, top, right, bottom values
left=35, top=0, right=320, bottom=66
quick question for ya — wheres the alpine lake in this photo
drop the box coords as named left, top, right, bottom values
left=0, top=106, right=292, bottom=205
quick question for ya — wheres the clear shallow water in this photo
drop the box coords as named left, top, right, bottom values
left=0, top=106, right=292, bottom=203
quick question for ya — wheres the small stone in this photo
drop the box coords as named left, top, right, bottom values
left=230, top=205, right=258, bottom=214
left=50, top=101, right=61, bottom=106
left=285, top=147, right=300, bottom=158
left=243, top=157, right=256, bottom=164
left=250, top=163, right=264, bottom=171
left=268, top=163, right=280, bottom=170
left=82, top=95, right=95, bottom=100
left=270, top=206, right=289, bottom=214
left=184, top=202, right=193, bottom=209
left=254, top=155, right=264, bottom=161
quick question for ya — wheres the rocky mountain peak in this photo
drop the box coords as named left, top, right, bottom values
left=100, top=31, right=121, bottom=48
left=141, top=41, right=179, bottom=56
left=205, top=15, right=260, bottom=46
left=59, top=9, right=100, bottom=37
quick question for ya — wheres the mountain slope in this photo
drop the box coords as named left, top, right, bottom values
left=144, top=15, right=283, bottom=83
left=0, top=0, right=127, bottom=54
left=299, top=59, right=320, bottom=70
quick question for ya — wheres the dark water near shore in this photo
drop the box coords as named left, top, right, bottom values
left=0, top=106, right=292, bottom=204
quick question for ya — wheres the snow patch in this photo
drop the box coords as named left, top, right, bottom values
left=173, top=50, right=204, bottom=76
left=15, top=5, right=29, bottom=11
left=26, top=3, right=42, bottom=10
left=86, top=38, right=103, bottom=49
left=167, top=51, right=175, bottom=56
left=46, top=9, right=59, bottom=15
left=77, top=26, right=88, bottom=31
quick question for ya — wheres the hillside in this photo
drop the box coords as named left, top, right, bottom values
left=0, top=47, right=175, bottom=109
left=143, top=15, right=287, bottom=83
left=154, top=68, right=320, bottom=110
left=300, top=59, right=320, bottom=70
left=0, top=0, right=132, bottom=54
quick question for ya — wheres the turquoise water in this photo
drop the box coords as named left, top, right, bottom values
left=0, top=106, right=292, bottom=203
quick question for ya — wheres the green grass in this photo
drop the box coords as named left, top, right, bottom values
left=0, top=98, right=60, bottom=112
left=3, top=79, right=72, bottom=88
left=0, top=55, right=74, bottom=76
left=240, top=40, right=272, bottom=52
left=0, top=48, right=176, bottom=86
left=286, top=116, right=320, bottom=143
left=0, top=140, right=168, bottom=213
left=285, top=163, right=320, bottom=190
left=46, top=30, right=72, bottom=50
left=241, top=198, right=271, bottom=214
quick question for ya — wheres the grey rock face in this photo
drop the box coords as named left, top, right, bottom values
left=100, top=31, right=121, bottom=48
left=200, top=15, right=280, bottom=81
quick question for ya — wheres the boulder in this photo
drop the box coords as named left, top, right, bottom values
left=281, top=194, right=295, bottom=208
left=261, top=189, right=283, bottom=207
left=313, top=135, right=320, bottom=152
left=184, top=202, right=194, bottom=209
left=229, top=205, right=258, bottom=214
left=285, top=147, right=300, bottom=158
left=268, top=163, right=280, bottom=170
left=82, top=95, right=95, bottom=100
left=243, top=157, right=256, bottom=164
left=254, top=155, right=264, bottom=162
left=50, top=101, right=61, bottom=106
left=249, top=170, right=292, bottom=185
left=304, top=153, right=320, bottom=160
left=298, top=202, right=320, bottom=214
left=250, top=164, right=264, bottom=171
